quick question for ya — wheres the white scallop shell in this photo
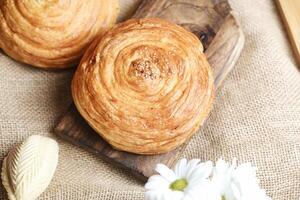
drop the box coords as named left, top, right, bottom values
left=1, top=135, right=59, bottom=200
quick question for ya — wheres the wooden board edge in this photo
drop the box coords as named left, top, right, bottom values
left=207, top=11, right=245, bottom=87
left=275, top=0, right=300, bottom=67
left=217, top=12, right=245, bottom=86
left=55, top=127, right=149, bottom=182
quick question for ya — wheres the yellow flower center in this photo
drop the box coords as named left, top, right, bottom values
left=222, top=196, right=226, bottom=200
left=170, top=179, right=188, bottom=191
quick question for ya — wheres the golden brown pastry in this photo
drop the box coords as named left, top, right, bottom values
left=72, top=18, right=214, bottom=155
left=0, top=0, right=119, bottom=69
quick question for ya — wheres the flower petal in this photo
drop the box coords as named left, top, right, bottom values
left=156, top=164, right=177, bottom=182
left=169, top=190, right=184, bottom=200
left=146, top=190, right=166, bottom=200
left=211, top=159, right=271, bottom=200
left=231, top=181, right=242, bottom=199
left=185, top=180, right=220, bottom=200
left=145, top=191, right=158, bottom=200
left=145, top=175, right=169, bottom=190
left=184, top=159, right=201, bottom=178
left=187, top=161, right=213, bottom=185
left=215, top=159, right=230, bottom=174
left=174, top=159, right=188, bottom=178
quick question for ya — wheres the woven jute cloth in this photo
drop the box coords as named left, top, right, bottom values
left=0, top=0, right=299, bottom=199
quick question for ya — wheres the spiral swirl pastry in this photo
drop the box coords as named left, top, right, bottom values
left=0, top=0, right=119, bottom=69
left=72, top=18, right=215, bottom=155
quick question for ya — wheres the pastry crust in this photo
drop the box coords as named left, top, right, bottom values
left=72, top=18, right=215, bottom=154
left=0, top=0, right=119, bottom=69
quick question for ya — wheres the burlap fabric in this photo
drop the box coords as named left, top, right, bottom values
left=0, top=0, right=299, bottom=199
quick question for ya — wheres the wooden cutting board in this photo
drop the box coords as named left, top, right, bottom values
left=54, top=0, right=244, bottom=182
left=275, top=0, right=300, bottom=66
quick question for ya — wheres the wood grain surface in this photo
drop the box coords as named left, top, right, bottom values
left=54, top=0, right=244, bottom=181
left=276, top=0, right=300, bottom=66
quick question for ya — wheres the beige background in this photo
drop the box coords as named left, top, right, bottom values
left=0, top=0, right=299, bottom=199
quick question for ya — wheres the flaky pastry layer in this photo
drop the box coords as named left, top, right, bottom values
left=72, top=18, right=214, bottom=154
left=0, top=0, right=119, bottom=69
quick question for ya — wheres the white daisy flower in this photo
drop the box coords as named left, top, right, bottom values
left=211, top=159, right=272, bottom=200
left=145, top=159, right=218, bottom=200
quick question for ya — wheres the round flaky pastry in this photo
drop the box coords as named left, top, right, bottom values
left=72, top=18, right=215, bottom=155
left=0, top=0, right=119, bottom=69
